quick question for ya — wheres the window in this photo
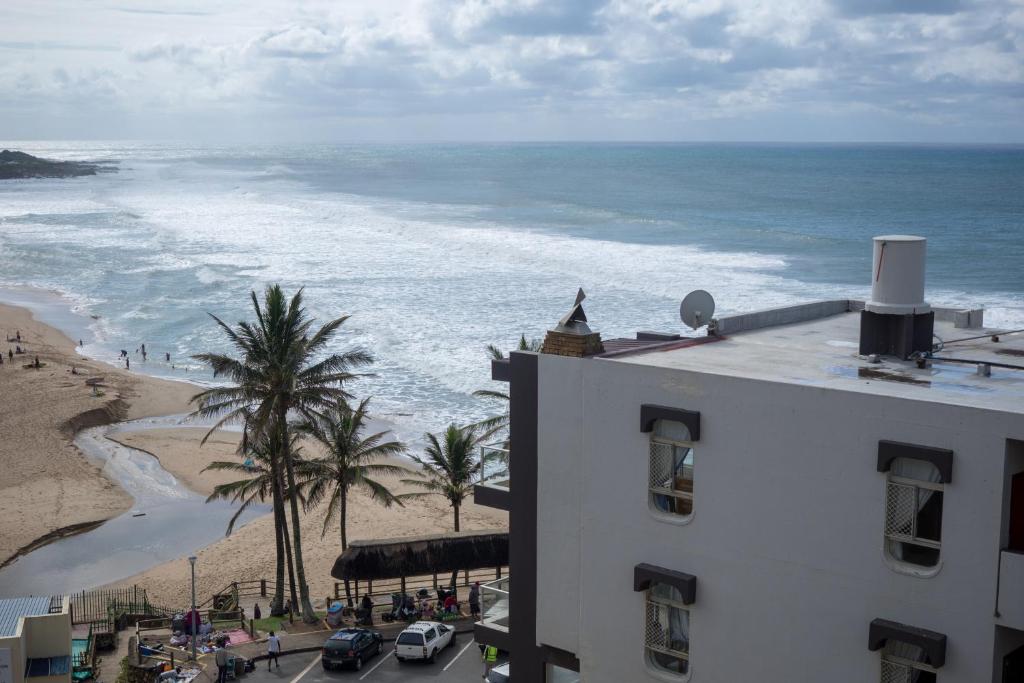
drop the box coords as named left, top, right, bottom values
left=649, top=420, right=694, bottom=518
left=885, top=457, right=943, bottom=568
left=645, top=583, right=690, bottom=676
left=397, top=633, right=424, bottom=645
left=880, top=641, right=937, bottom=683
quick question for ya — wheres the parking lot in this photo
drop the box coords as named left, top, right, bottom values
left=245, top=639, right=507, bottom=683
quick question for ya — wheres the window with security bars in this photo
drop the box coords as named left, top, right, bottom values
left=645, top=583, right=689, bottom=677
left=879, top=641, right=937, bottom=683
left=884, top=458, right=943, bottom=568
left=650, top=420, right=694, bottom=518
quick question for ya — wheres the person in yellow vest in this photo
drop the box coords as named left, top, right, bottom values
left=481, top=644, right=498, bottom=678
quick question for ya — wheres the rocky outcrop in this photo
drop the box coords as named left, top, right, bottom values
left=0, top=149, right=111, bottom=179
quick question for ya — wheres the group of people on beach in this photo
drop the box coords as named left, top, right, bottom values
left=118, top=343, right=180, bottom=371
left=1, top=330, right=35, bottom=368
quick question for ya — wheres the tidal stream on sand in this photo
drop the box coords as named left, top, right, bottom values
left=0, top=416, right=266, bottom=597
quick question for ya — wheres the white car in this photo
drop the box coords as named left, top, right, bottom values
left=394, top=621, right=455, bottom=663
left=485, top=663, right=510, bottom=682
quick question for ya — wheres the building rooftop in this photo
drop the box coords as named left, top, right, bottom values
left=615, top=306, right=1024, bottom=415
left=0, top=596, right=51, bottom=637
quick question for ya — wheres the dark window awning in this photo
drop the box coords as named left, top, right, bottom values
left=633, top=563, right=697, bottom=605
left=868, top=618, right=947, bottom=668
left=877, top=440, right=954, bottom=483
left=640, top=405, right=701, bottom=441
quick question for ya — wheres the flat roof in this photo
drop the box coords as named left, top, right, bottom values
left=614, top=309, right=1024, bottom=415
left=0, top=597, right=51, bottom=637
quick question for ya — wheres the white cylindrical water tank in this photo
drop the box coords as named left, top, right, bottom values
left=865, top=235, right=930, bottom=315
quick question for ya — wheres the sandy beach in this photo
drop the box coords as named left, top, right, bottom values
left=107, top=427, right=508, bottom=608
left=0, top=300, right=195, bottom=568
left=0, top=296, right=507, bottom=606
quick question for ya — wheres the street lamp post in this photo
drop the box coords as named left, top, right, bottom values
left=188, top=556, right=198, bottom=663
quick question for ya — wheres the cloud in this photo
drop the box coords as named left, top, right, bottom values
left=0, top=0, right=1020, bottom=141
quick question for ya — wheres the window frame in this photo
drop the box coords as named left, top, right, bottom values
left=643, top=584, right=690, bottom=679
left=884, top=469, right=944, bottom=573
left=648, top=432, right=695, bottom=522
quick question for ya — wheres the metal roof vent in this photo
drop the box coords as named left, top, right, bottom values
left=859, top=235, right=934, bottom=359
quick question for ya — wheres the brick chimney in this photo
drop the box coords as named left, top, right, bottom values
left=541, top=288, right=605, bottom=357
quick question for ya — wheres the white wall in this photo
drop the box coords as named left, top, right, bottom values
left=535, top=354, right=1024, bottom=683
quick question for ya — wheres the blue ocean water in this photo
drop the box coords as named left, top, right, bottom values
left=0, top=142, right=1022, bottom=443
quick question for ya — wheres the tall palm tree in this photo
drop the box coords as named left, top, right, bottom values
left=191, top=284, right=372, bottom=623
left=202, top=422, right=303, bottom=615
left=299, top=397, right=410, bottom=549
left=300, top=397, right=411, bottom=605
left=399, top=423, right=494, bottom=532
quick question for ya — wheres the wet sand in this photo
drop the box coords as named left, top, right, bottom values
left=0, top=300, right=195, bottom=568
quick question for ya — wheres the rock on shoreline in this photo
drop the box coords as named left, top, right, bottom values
left=0, top=149, right=111, bottom=179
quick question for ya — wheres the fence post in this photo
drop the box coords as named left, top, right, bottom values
left=260, top=579, right=267, bottom=598
left=368, top=580, right=373, bottom=596
left=432, top=573, right=438, bottom=590
left=249, top=619, right=254, bottom=637
left=496, top=566, right=501, bottom=579
left=134, top=585, right=138, bottom=608
left=400, top=577, right=406, bottom=596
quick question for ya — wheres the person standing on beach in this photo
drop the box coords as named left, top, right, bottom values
left=266, top=631, right=281, bottom=670
left=125, top=357, right=130, bottom=370
left=165, top=352, right=170, bottom=362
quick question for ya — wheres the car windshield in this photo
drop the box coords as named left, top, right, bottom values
left=397, top=632, right=424, bottom=645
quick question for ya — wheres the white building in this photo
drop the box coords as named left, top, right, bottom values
left=474, top=236, right=1024, bottom=683
left=0, top=596, right=72, bottom=683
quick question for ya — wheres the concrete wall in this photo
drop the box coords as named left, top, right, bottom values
left=23, top=612, right=70, bottom=661
left=534, top=354, right=1024, bottom=683
left=0, top=635, right=24, bottom=683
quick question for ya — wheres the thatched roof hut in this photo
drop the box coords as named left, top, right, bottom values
left=330, top=530, right=509, bottom=581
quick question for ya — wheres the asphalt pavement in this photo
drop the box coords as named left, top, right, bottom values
left=243, top=638, right=507, bottom=683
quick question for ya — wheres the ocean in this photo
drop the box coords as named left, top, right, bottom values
left=1, top=142, right=1022, bottom=445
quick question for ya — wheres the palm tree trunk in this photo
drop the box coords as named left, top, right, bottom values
left=280, top=503, right=299, bottom=614
left=340, top=482, right=352, bottom=606
left=453, top=501, right=461, bottom=532
left=268, top=451, right=287, bottom=616
left=279, top=405, right=317, bottom=622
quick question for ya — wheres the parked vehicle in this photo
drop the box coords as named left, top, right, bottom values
left=486, top=662, right=510, bottom=682
left=321, top=628, right=383, bottom=671
left=394, top=621, right=455, bottom=663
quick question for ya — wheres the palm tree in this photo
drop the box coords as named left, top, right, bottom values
left=300, top=397, right=410, bottom=605
left=191, top=284, right=372, bottom=623
left=473, top=334, right=541, bottom=422
left=399, top=423, right=494, bottom=532
left=202, top=421, right=302, bottom=615
left=299, top=398, right=410, bottom=550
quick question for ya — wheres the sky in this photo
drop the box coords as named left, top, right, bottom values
left=0, top=0, right=1022, bottom=142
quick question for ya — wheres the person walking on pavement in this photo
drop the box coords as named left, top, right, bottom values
left=266, top=631, right=281, bottom=670
left=482, top=644, right=498, bottom=679
left=215, top=646, right=229, bottom=683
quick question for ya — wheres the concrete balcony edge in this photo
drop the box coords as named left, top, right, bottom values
left=474, top=622, right=512, bottom=652
left=474, top=483, right=511, bottom=511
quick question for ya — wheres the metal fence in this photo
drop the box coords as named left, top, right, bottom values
left=66, top=586, right=158, bottom=626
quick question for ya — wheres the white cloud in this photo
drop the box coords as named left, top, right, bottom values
left=0, top=0, right=1020, bottom=141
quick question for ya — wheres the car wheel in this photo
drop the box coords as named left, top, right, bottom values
left=396, top=656, right=404, bottom=663
left=427, top=648, right=435, bottom=664
left=376, top=642, right=383, bottom=655
left=321, top=661, right=330, bottom=671
left=354, top=656, right=362, bottom=671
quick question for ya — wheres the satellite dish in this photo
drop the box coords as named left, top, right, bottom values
left=680, top=290, right=716, bottom=329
